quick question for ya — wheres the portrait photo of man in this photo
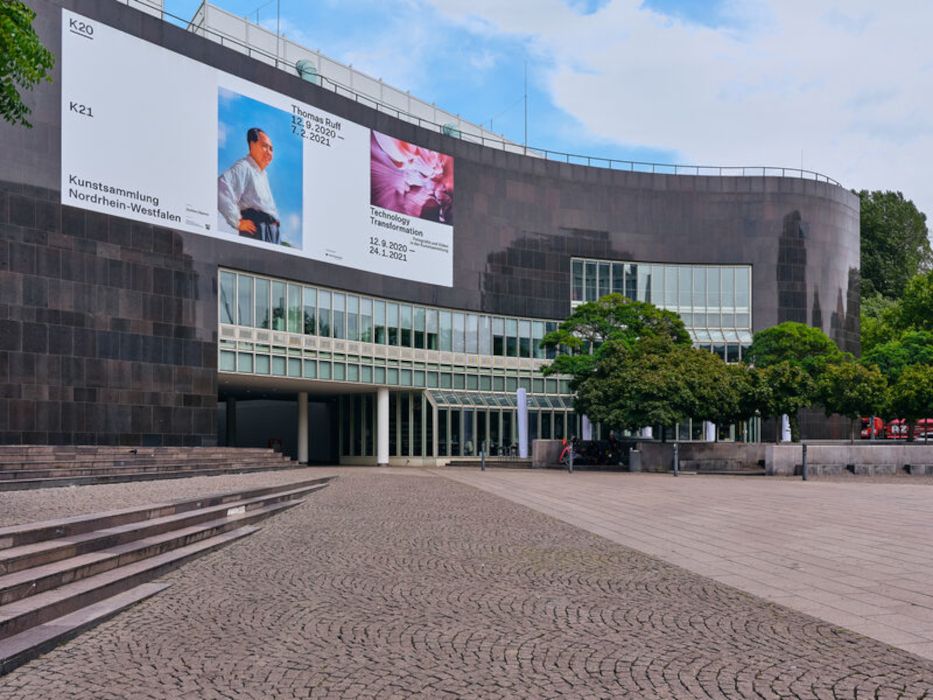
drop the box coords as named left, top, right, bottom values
left=218, top=127, right=280, bottom=244
left=216, top=88, right=302, bottom=249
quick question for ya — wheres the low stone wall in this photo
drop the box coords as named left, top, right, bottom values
left=634, top=441, right=933, bottom=475
left=532, top=440, right=563, bottom=467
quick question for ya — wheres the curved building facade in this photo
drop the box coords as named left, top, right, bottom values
left=0, top=0, right=860, bottom=458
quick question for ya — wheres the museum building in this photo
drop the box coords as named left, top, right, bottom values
left=0, top=0, right=861, bottom=463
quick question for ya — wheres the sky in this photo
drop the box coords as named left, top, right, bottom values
left=164, top=0, right=933, bottom=230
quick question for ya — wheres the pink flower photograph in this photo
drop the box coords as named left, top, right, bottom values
left=370, top=131, right=454, bottom=225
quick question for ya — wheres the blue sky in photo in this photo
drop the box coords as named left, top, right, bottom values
left=218, top=88, right=303, bottom=249
left=165, top=0, right=933, bottom=227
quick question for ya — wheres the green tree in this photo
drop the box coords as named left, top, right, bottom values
left=574, top=336, right=732, bottom=441
left=858, top=190, right=932, bottom=300
left=816, top=360, right=888, bottom=442
left=0, top=1, right=54, bottom=127
left=863, top=331, right=933, bottom=384
left=860, top=291, right=900, bottom=355
left=745, top=322, right=842, bottom=378
left=889, top=365, right=933, bottom=442
left=892, top=269, right=933, bottom=333
left=541, top=293, right=690, bottom=384
left=758, top=361, right=815, bottom=442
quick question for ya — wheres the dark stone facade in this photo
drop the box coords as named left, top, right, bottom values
left=0, top=0, right=860, bottom=445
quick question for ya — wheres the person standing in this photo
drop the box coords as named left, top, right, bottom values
left=218, top=127, right=280, bottom=244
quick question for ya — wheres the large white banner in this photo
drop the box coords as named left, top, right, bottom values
left=60, top=10, right=454, bottom=286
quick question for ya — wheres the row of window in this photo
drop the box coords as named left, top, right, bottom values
left=219, top=344, right=572, bottom=393
left=571, top=259, right=752, bottom=328
left=219, top=270, right=559, bottom=359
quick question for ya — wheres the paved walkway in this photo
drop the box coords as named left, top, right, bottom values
left=442, top=469, right=933, bottom=661
left=0, top=469, right=931, bottom=698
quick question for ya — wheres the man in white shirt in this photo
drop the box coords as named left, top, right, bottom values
left=218, top=128, right=281, bottom=244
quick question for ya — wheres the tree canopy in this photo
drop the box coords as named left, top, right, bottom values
left=858, top=190, right=931, bottom=300
left=889, top=365, right=933, bottom=439
left=744, top=322, right=842, bottom=377
left=816, top=360, right=887, bottom=441
left=0, top=1, right=54, bottom=127
left=540, top=294, right=690, bottom=383
left=862, top=330, right=933, bottom=384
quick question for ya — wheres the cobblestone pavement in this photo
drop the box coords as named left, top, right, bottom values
left=2, top=473, right=933, bottom=698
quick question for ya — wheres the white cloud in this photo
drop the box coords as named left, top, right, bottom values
left=424, top=0, right=933, bottom=226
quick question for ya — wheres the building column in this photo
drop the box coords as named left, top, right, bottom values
left=297, top=391, right=308, bottom=464
left=377, top=387, right=389, bottom=465
left=704, top=421, right=716, bottom=442
left=226, top=397, right=237, bottom=447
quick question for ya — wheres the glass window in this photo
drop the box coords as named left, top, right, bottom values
left=426, top=309, right=438, bottom=350
left=439, top=311, right=452, bottom=351
left=727, top=344, right=740, bottom=363
left=347, top=295, right=359, bottom=341
left=693, top=268, right=706, bottom=309
left=302, top=287, right=316, bottom=335
left=400, top=305, right=412, bottom=347
left=585, top=261, right=597, bottom=301
left=736, top=268, right=750, bottom=308
left=318, top=290, right=331, bottom=338
left=722, top=267, right=735, bottom=307
left=506, top=319, right=518, bottom=357
left=664, top=266, right=678, bottom=308
left=532, top=321, right=545, bottom=359
left=611, top=263, right=624, bottom=295
left=438, top=409, right=448, bottom=456
left=598, top=262, right=611, bottom=298
left=492, top=317, right=505, bottom=356
left=219, top=271, right=236, bottom=324
left=287, top=284, right=302, bottom=334
left=373, top=300, right=386, bottom=344
left=545, top=321, right=558, bottom=360
left=518, top=320, right=531, bottom=358
left=649, top=265, right=662, bottom=305
left=635, top=264, right=647, bottom=302
left=707, top=267, right=721, bottom=308
left=254, top=278, right=271, bottom=329
left=452, top=313, right=465, bottom=352
left=478, top=316, right=492, bottom=355
left=360, top=298, right=372, bottom=342
left=387, top=303, right=399, bottom=345
left=414, top=307, right=425, bottom=348
left=238, top=275, right=253, bottom=327
left=465, top=314, right=478, bottom=354
left=572, top=259, right=584, bottom=302
left=271, top=281, right=286, bottom=331
left=626, top=263, right=638, bottom=301
left=678, top=268, right=691, bottom=308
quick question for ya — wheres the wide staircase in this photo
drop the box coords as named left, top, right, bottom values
left=0, top=475, right=333, bottom=674
left=0, top=446, right=300, bottom=491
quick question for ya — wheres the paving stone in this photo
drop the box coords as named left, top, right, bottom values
left=0, top=473, right=932, bottom=697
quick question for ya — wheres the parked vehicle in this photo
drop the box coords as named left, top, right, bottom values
left=885, top=418, right=933, bottom=440
left=860, top=416, right=886, bottom=439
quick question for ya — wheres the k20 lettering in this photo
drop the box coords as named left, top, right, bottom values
left=68, top=18, right=94, bottom=37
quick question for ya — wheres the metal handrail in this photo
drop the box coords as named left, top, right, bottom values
left=123, top=0, right=842, bottom=187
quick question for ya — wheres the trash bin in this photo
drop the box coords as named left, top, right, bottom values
left=629, top=448, right=641, bottom=472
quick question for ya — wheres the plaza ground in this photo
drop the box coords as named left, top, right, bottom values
left=1, top=467, right=932, bottom=698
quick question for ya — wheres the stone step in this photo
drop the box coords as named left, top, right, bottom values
left=0, top=525, right=259, bottom=641
left=0, top=463, right=309, bottom=492
left=0, top=459, right=295, bottom=479
left=0, top=476, right=333, bottom=551
left=0, top=582, right=171, bottom=676
left=0, top=484, right=323, bottom=577
left=0, top=500, right=302, bottom=605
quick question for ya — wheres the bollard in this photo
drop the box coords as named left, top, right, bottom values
left=801, top=442, right=808, bottom=481
left=673, top=442, right=679, bottom=476
left=568, top=445, right=574, bottom=474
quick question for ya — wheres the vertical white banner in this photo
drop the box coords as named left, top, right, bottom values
left=516, top=388, right=528, bottom=459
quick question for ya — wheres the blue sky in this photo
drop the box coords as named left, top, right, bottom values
left=165, top=0, right=933, bottom=227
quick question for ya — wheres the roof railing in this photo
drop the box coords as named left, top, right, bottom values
left=120, top=0, right=842, bottom=187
